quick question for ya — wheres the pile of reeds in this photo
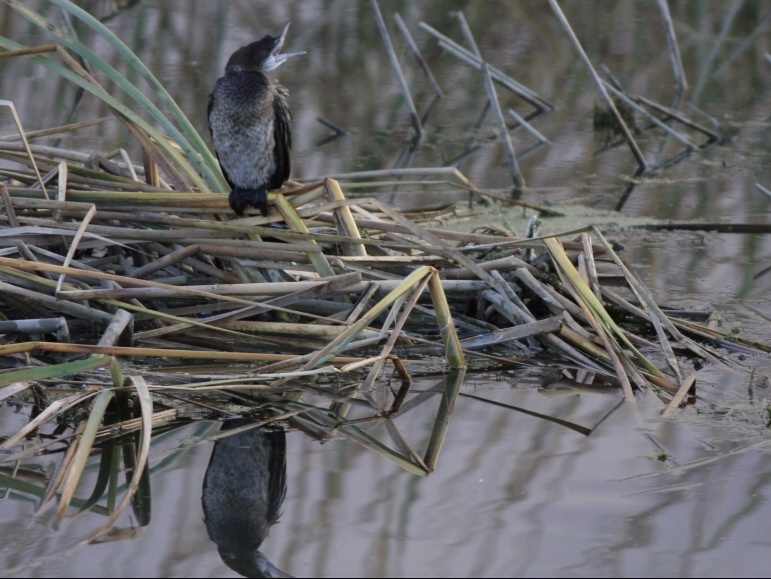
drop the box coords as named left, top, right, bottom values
left=2, top=166, right=764, bottom=467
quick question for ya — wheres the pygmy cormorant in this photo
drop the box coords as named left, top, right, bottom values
left=208, top=23, right=304, bottom=216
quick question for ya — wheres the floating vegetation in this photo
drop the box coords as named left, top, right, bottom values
left=0, top=0, right=767, bottom=549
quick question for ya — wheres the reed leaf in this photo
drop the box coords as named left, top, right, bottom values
left=302, top=266, right=435, bottom=368
left=55, top=389, right=116, bottom=525
left=47, top=0, right=224, bottom=186
left=3, top=0, right=224, bottom=190
left=0, top=35, right=209, bottom=192
left=73, top=436, right=118, bottom=516
left=544, top=236, right=666, bottom=380
left=0, top=100, right=47, bottom=194
left=274, top=193, right=336, bottom=277
left=0, top=355, right=112, bottom=388
left=460, top=392, right=593, bottom=435
left=288, top=402, right=429, bottom=476
left=428, top=269, right=465, bottom=369
left=423, top=368, right=466, bottom=472
left=91, top=374, right=153, bottom=540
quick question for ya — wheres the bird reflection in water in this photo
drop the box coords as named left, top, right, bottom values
left=202, top=419, right=290, bottom=578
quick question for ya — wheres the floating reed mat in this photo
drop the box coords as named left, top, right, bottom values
left=2, top=179, right=765, bottom=470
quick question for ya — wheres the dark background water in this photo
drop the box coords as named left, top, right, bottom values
left=0, top=1, right=770, bottom=577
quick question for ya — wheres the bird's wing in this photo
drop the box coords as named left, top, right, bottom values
left=206, top=92, right=214, bottom=134
left=265, top=428, right=288, bottom=525
left=270, top=87, right=292, bottom=189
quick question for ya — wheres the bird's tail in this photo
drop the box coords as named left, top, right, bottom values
left=229, top=186, right=268, bottom=216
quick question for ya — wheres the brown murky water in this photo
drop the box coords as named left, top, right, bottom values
left=1, top=1, right=770, bottom=577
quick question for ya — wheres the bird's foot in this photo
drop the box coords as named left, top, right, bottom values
left=230, top=186, right=268, bottom=216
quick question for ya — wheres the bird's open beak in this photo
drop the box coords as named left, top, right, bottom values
left=263, top=22, right=305, bottom=71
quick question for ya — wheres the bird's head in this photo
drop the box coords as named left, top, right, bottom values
left=225, top=22, right=305, bottom=73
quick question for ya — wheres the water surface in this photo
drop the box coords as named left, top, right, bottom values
left=0, top=1, right=769, bottom=577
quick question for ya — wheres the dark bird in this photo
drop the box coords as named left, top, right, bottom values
left=208, top=23, right=304, bottom=216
